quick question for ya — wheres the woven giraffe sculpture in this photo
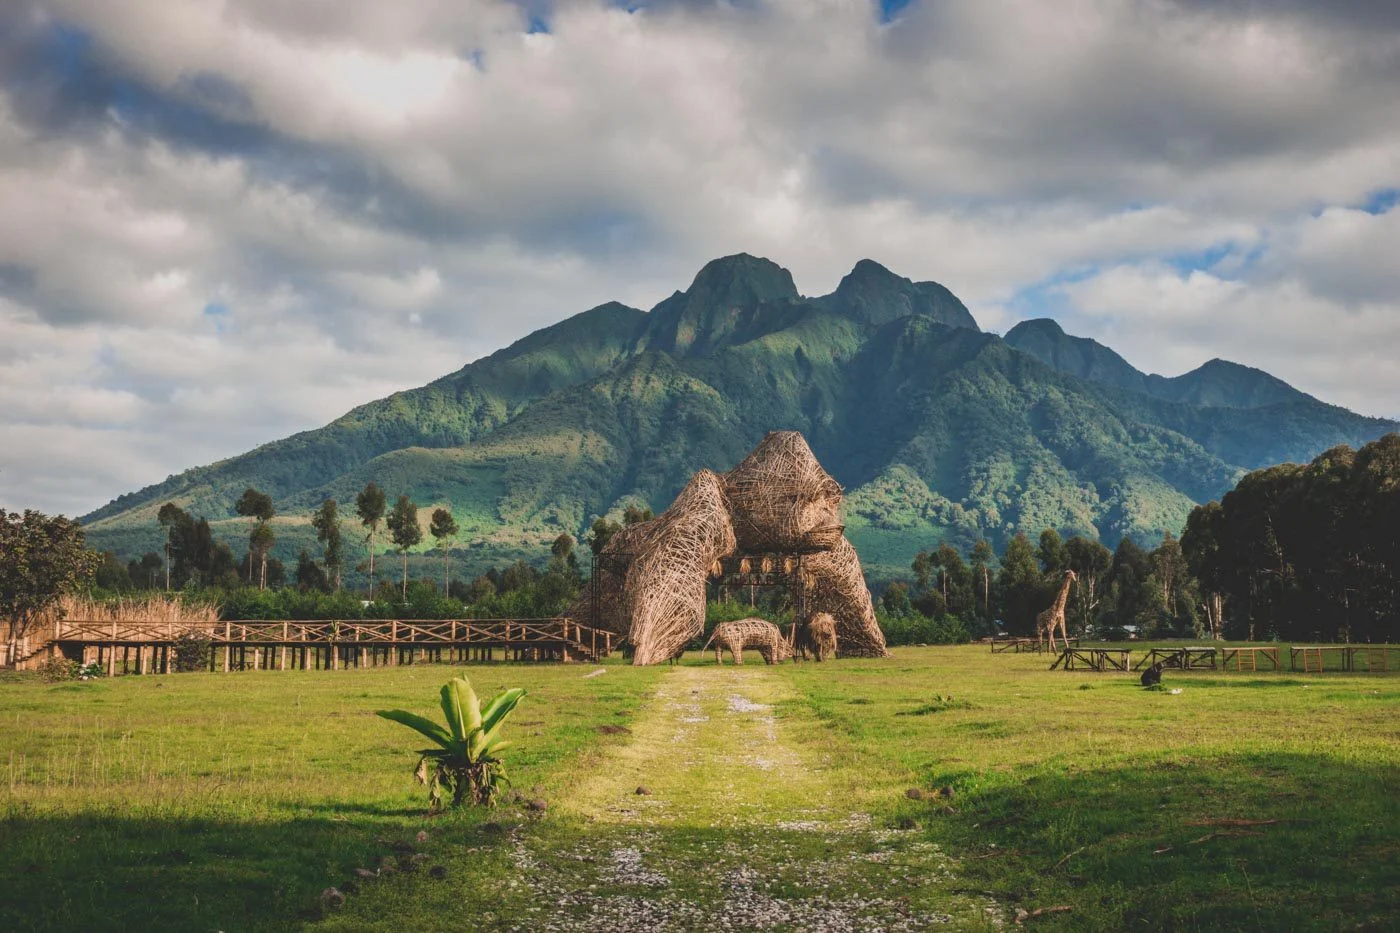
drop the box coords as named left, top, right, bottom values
left=791, top=612, right=838, bottom=662
left=566, top=431, right=888, bottom=664
left=1036, top=569, right=1077, bottom=652
left=703, top=618, right=793, bottom=665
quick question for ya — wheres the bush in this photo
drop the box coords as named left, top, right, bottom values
left=877, top=610, right=973, bottom=646
left=36, top=656, right=78, bottom=682
left=173, top=631, right=213, bottom=672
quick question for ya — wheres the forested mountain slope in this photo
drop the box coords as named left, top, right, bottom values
left=83, top=255, right=1398, bottom=578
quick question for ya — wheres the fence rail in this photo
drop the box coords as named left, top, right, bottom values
left=45, top=616, right=614, bottom=675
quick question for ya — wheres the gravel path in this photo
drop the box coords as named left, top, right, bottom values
left=504, top=666, right=1004, bottom=931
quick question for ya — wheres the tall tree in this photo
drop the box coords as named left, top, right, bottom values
left=155, top=503, right=236, bottom=588
left=969, top=539, right=996, bottom=628
left=235, top=487, right=275, bottom=589
left=589, top=517, right=622, bottom=556
left=311, top=498, right=344, bottom=591
left=156, top=502, right=183, bottom=590
left=1037, top=528, right=1069, bottom=575
left=1065, top=535, right=1113, bottom=634
left=430, top=507, right=459, bottom=592
left=997, top=533, right=1043, bottom=635
left=386, top=494, right=422, bottom=600
left=1, top=510, right=98, bottom=667
left=356, top=482, right=387, bottom=596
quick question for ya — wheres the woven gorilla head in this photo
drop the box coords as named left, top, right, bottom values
left=722, top=432, right=845, bottom=553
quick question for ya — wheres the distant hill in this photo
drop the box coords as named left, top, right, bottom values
left=83, top=254, right=1398, bottom=579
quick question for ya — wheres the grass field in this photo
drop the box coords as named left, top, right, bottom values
left=1, top=646, right=1397, bottom=930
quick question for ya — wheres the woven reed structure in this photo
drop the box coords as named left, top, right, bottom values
left=794, top=611, right=838, bottom=662
left=703, top=617, right=792, bottom=665
left=622, top=470, right=737, bottom=665
left=723, top=432, right=845, bottom=552
left=803, top=538, right=886, bottom=657
left=568, top=431, right=887, bottom=664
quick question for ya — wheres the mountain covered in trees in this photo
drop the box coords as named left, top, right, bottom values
left=81, top=254, right=1398, bottom=579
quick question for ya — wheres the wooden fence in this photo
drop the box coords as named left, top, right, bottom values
left=45, top=617, right=614, bottom=676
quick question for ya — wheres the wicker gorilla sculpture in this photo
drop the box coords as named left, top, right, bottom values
left=793, top=612, right=839, bottom=662
left=569, top=432, right=888, bottom=664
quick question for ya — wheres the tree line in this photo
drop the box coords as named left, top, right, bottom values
left=102, top=483, right=463, bottom=600
left=881, top=434, right=1400, bottom=645
left=11, top=433, right=1399, bottom=652
left=880, top=527, right=1197, bottom=643
left=1181, top=435, right=1399, bottom=643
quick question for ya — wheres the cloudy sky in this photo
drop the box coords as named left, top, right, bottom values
left=1, top=0, right=1398, bottom=516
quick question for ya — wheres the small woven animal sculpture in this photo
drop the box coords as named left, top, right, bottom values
left=703, top=618, right=792, bottom=665
left=792, top=612, right=838, bottom=662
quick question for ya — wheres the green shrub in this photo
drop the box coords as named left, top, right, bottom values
left=36, top=656, right=78, bottom=683
left=172, top=631, right=213, bottom=672
left=377, top=676, right=526, bottom=809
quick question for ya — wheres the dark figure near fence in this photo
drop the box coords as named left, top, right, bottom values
left=1140, top=662, right=1164, bottom=687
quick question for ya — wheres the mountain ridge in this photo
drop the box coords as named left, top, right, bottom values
left=82, top=257, right=1398, bottom=578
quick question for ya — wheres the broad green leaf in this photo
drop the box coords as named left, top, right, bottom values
left=466, top=725, right=487, bottom=762
left=440, top=677, right=482, bottom=742
left=480, top=688, right=526, bottom=737
left=377, top=709, right=452, bottom=749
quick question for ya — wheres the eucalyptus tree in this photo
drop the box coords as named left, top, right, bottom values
left=429, top=507, right=459, bottom=593
left=235, top=487, right=275, bottom=589
left=355, top=482, right=387, bottom=596
left=387, top=494, right=422, bottom=600
left=311, top=498, right=344, bottom=591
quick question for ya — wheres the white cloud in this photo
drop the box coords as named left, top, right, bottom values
left=1, top=0, right=1398, bottom=514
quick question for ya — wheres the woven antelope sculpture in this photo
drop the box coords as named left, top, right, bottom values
left=703, top=618, right=792, bottom=665
left=567, top=432, right=888, bottom=664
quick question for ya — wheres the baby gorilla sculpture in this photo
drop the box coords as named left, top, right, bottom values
left=569, top=432, right=888, bottom=664
left=792, top=612, right=839, bottom=662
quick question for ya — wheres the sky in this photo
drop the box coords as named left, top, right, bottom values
left=1, top=0, right=1398, bottom=516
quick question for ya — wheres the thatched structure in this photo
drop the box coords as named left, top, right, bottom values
left=568, top=431, right=887, bottom=664
left=703, top=618, right=792, bottom=665
left=619, top=470, right=736, bottom=665
left=803, top=538, right=886, bottom=657
left=794, top=611, right=838, bottom=662
left=723, top=432, right=845, bottom=552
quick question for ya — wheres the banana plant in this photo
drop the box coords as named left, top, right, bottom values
left=377, top=676, right=526, bottom=809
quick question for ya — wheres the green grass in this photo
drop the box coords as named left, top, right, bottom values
left=2, top=647, right=1397, bottom=930
left=787, top=646, right=1400, bottom=930
left=0, top=661, right=662, bottom=931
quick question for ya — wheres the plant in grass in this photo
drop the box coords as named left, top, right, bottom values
left=377, top=676, right=525, bottom=809
left=36, top=655, right=79, bottom=682
left=173, top=631, right=213, bottom=672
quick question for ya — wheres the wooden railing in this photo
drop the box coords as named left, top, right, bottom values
left=49, top=617, right=615, bottom=674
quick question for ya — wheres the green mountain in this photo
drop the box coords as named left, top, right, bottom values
left=1004, top=318, right=1311, bottom=408
left=83, top=255, right=1398, bottom=579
